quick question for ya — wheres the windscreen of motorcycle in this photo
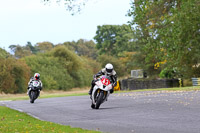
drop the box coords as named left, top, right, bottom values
left=32, top=81, right=39, bottom=87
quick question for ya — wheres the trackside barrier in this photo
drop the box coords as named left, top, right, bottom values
left=119, top=78, right=180, bottom=90
left=191, top=78, right=200, bottom=86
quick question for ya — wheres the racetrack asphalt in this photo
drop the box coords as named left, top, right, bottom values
left=1, top=90, right=200, bottom=133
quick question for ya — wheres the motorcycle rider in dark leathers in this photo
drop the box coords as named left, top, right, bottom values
left=88, top=63, right=117, bottom=95
left=27, top=73, right=43, bottom=95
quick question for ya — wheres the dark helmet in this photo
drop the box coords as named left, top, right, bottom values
left=34, top=73, right=40, bottom=80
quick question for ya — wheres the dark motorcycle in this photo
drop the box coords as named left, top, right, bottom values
left=28, top=81, right=41, bottom=103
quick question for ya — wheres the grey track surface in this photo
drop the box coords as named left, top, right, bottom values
left=1, top=90, right=200, bottom=133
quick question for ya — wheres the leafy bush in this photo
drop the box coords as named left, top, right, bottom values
left=0, top=48, right=10, bottom=58
left=23, top=46, right=95, bottom=91
left=0, top=58, right=31, bottom=93
left=97, top=54, right=127, bottom=77
left=24, top=55, right=74, bottom=90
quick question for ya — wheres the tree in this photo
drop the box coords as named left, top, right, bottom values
left=0, top=58, right=31, bottom=93
left=9, top=42, right=55, bottom=58
left=26, top=42, right=38, bottom=54
left=128, top=0, right=200, bottom=78
left=36, top=41, right=54, bottom=53
left=0, top=48, right=10, bottom=58
left=42, top=0, right=88, bottom=15
left=63, top=39, right=98, bottom=59
left=23, top=45, right=96, bottom=90
left=9, top=44, right=32, bottom=58
left=24, top=54, right=74, bottom=90
left=50, top=45, right=82, bottom=71
left=158, top=0, right=200, bottom=78
left=94, top=24, right=135, bottom=57
left=97, top=54, right=127, bottom=77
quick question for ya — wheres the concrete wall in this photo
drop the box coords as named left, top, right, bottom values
left=119, top=78, right=180, bottom=90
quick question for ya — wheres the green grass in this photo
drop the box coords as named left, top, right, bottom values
left=0, top=106, right=100, bottom=133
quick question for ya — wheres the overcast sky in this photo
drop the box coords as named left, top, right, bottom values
left=0, top=0, right=132, bottom=51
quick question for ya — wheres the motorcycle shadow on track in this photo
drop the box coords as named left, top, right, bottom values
left=91, top=106, right=122, bottom=110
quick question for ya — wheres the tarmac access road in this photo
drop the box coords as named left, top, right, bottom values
left=2, top=90, right=200, bottom=133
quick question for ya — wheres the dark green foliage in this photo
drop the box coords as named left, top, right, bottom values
left=2, top=40, right=101, bottom=93
left=97, top=54, right=127, bottom=77
left=0, top=48, right=10, bottom=58
left=51, top=46, right=81, bottom=71
left=94, top=24, right=135, bottom=57
left=81, top=56, right=101, bottom=74
left=63, top=39, right=98, bottom=59
left=24, top=55, right=74, bottom=90
left=26, top=42, right=38, bottom=54
left=9, top=44, right=32, bottom=58
left=159, top=68, right=175, bottom=79
left=36, top=41, right=54, bottom=53
left=128, top=0, right=200, bottom=78
left=9, top=41, right=54, bottom=58
left=23, top=46, right=94, bottom=91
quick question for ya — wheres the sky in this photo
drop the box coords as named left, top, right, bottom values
left=0, top=0, right=132, bottom=52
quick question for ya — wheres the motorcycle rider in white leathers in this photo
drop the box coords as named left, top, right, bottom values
left=27, top=73, right=43, bottom=94
left=88, top=63, right=117, bottom=95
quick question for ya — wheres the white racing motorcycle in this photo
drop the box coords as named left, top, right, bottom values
left=28, top=81, right=41, bottom=103
left=91, top=75, right=113, bottom=109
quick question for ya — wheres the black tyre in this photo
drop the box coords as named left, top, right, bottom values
left=30, top=91, right=35, bottom=103
left=95, top=91, right=104, bottom=109
left=91, top=104, right=95, bottom=109
left=30, top=99, right=34, bottom=103
left=35, top=91, right=40, bottom=99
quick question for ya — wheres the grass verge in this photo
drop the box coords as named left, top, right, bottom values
left=116, top=86, right=200, bottom=93
left=0, top=106, right=100, bottom=133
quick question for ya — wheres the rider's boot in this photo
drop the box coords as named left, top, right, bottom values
left=110, top=88, right=114, bottom=94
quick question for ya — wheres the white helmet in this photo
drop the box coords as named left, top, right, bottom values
left=34, top=73, right=40, bottom=80
left=105, top=63, right=113, bottom=74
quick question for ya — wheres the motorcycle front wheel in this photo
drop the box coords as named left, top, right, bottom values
left=29, top=91, right=35, bottom=103
left=95, top=91, right=104, bottom=109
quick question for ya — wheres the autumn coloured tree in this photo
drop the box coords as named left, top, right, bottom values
left=0, top=58, right=31, bottom=93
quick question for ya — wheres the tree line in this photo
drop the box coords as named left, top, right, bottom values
left=0, top=42, right=100, bottom=94
left=0, top=37, right=129, bottom=94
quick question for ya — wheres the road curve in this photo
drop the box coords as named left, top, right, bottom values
left=2, top=90, right=200, bottom=133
